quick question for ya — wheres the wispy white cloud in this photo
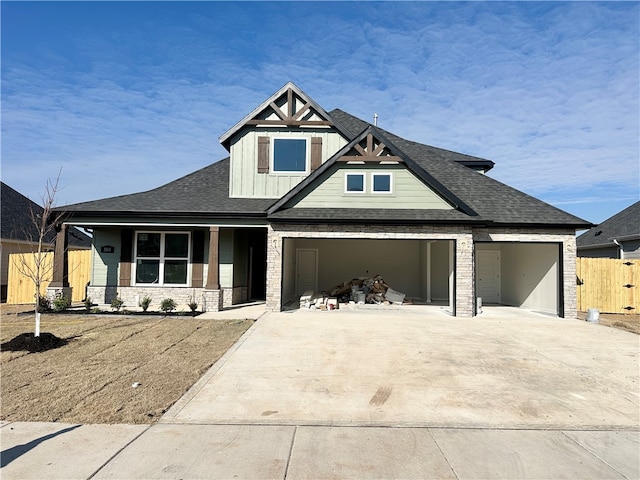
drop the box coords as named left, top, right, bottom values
left=1, top=1, right=637, bottom=223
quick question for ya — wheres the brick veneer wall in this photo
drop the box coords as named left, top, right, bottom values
left=222, top=286, right=248, bottom=307
left=86, top=286, right=224, bottom=312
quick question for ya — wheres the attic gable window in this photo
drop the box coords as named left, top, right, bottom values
left=272, top=138, right=308, bottom=173
left=372, top=173, right=393, bottom=193
left=345, top=173, right=365, bottom=193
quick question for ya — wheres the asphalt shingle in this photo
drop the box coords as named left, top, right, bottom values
left=2, top=182, right=90, bottom=247
left=60, top=109, right=590, bottom=229
left=577, top=201, right=640, bottom=248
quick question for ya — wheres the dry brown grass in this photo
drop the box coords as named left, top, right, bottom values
left=577, top=311, right=640, bottom=334
left=0, top=305, right=253, bottom=424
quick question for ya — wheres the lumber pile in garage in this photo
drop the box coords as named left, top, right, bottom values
left=328, top=275, right=406, bottom=305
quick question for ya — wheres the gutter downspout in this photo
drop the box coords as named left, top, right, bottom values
left=613, top=238, right=623, bottom=259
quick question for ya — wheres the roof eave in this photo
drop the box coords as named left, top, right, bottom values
left=60, top=210, right=268, bottom=220
left=491, top=221, right=593, bottom=230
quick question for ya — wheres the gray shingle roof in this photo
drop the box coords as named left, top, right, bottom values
left=61, top=108, right=590, bottom=229
left=328, top=109, right=495, bottom=172
left=267, top=208, right=479, bottom=223
left=1, top=182, right=49, bottom=242
left=63, top=159, right=274, bottom=217
left=2, top=182, right=90, bottom=247
left=272, top=110, right=589, bottom=227
left=577, top=201, right=640, bottom=248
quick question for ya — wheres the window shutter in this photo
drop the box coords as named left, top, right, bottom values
left=258, top=136, right=270, bottom=173
left=191, top=230, right=205, bottom=287
left=311, top=137, right=322, bottom=171
left=119, top=229, right=133, bottom=287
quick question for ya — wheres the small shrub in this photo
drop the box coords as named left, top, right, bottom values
left=84, top=297, right=93, bottom=312
left=139, top=295, right=152, bottom=312
left=188, top=297, right=198, bottom=316
left=52, top=294, right=71, bottom=312
left=37, top=295, right=51, bottom=312
left=160, top=298, right=176, bottom=314
left=91, top=307, right=103, bottom=314
left=110, top=296, right=124, bottom=312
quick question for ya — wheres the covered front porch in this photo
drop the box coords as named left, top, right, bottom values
left=48, top=222, right=267, bottom=312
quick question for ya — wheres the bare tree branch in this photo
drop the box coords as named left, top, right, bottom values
left=11, top=169, right=65, bottom=336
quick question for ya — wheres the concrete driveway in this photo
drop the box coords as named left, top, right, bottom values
left=163, top=306, right=639, bottom=429
left=3, top=306, right=639, bottom=479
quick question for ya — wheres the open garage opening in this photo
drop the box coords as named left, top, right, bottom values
left=281, top=238, right=454, bottom=309
left=476, top=242, right=563, bottom=316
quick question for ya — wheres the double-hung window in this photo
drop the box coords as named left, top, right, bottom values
left=135, top=232, right=190, bottom=285
left=272, top=138, right=308, bottom=173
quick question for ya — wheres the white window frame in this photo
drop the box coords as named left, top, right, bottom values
left=371, top=172, right=394, bottom=194
left=133, top=231, right=191, bottom=286
left=344, top=172, right=366, bottom=194
left=271, top=137, right=310, bottom=174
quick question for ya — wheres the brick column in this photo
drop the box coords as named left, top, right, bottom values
left=455, top=234, right=475, bottom=317
left=266, top=225, right=282, bottom=311
left=562, top=236, right=578, bottom=319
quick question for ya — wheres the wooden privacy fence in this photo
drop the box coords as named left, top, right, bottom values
left=577, top=257, right=638, bottom=314
left=7, top=250, right=92, bottom=304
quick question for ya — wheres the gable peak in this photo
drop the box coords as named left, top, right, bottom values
left=338, top=127, right=404, bottom=164
left=219, top=82, right=344, bottom=149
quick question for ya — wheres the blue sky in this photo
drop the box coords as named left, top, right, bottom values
left=2, top=1, right=638, bottom=224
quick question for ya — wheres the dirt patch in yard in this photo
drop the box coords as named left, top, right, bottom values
left=578, top=311, right=640, bottom=334
left=0, top=305, right=253, bottom=424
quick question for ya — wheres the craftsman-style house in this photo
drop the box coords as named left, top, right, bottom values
left=52, top=82, right=590, bottom=317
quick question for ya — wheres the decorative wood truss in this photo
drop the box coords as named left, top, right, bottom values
left=246, top=87, right=333, bottom=127
left=338, top=133, right=403, bottom=163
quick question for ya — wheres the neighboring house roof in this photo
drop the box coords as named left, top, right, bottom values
left=577, top=201, right=640, bottom=249
left=59, top=106, right=590, bottom=229
left=1, top=181, right=58, bottom=244
left=1, top=182, right=91, bottom=248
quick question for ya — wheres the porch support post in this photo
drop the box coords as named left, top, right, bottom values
left=205, top=226, right=220, bottom=290
left=49, top=224, right=69, bottom=288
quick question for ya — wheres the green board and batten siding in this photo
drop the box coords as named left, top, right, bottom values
left=289, top=165, right=453, bottom=210
left=219, top=229, right=234, bottom=289
left=92, top=229, right=121, bottom=286
left=229, top=128, right=348, bottom=198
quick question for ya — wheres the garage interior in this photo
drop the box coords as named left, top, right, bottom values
left=280, top=238, right=563, bottom=317
left=281, top=238, right=454, bottom=309
left=476, top=242, right=562, bottom=316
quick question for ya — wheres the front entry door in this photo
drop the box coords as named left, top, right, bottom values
left=296, top=248, right=318, bottom=296
left=477, top=251, right=501, bottom=304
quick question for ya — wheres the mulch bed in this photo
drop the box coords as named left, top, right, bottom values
left=1, top=332, right=68, bottom=353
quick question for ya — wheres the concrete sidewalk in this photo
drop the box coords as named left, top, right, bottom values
left=2, top=421, right=638, bottom=479
left=2, top=307, right=639, bottom=479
